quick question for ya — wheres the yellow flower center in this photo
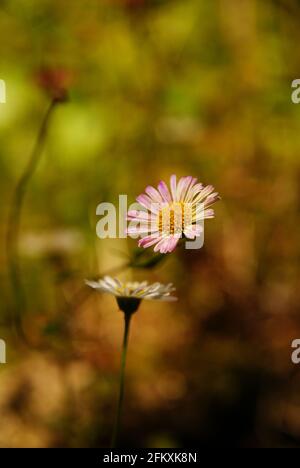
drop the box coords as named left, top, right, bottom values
left=158, top=202, right=192, bottom=235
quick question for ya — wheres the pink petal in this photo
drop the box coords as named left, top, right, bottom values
left=138, top=234, right=161, bottom=248
left=170, top=174, right=177, bottom=201
left=181, top=176, right=194, bottom=201
left=153, top=237, right=168, bottom=253
left=157, top=181, right=172, bottom=203
left=165, top=235, right=180, bottom=252
left=184, top=178, right=198, bottom=201
left=193, top=185, right=215, bottom=204
left=194, top=208, right=215, bottom=220
left=204, top=209, right=215, bottom=218
left=127, top=225, right=151, bottom=235
left=188, top=183, right=204, bottom=201
left=127, top=210, right=150, bottom=220
left=176, top=176, right=192, bottom=201
left=153, top=236, right=179, bottom=253
left=145, top=186, right=163, bottom=203
left=203, top=192, right=220, bottom=207
left=136, top=194, right=159, bottom=213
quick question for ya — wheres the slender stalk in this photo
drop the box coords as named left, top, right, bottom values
left=111, top=312, right=132, bottom=448
left=6, top=99, right=60, bottom=343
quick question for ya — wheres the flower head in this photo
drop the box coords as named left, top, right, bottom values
left=34, top=66, right=72, bottom=102
left=127, top=175, right=220, bottom=254
left=85, top=276, right=177, bottom=313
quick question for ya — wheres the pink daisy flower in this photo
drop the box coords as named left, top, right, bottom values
left=127, top=175, right=220, bottom=254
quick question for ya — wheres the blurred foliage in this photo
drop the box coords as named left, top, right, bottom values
left=1, top=0, right=300, bottom=448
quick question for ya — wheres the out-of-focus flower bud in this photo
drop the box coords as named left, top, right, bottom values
left=34, top=67, right=73, bottom=102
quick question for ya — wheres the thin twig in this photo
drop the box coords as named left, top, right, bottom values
left=6, top=98, right=61, bottom=344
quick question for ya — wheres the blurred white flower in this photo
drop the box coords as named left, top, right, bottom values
left=85, top=276, right=177, bottom=302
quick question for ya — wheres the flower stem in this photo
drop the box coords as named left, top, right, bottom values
left=6, top=99, right=60, bottom=344
left=111, top=311, right=132, bottom=448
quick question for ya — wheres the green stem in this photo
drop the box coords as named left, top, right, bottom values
left=111, top=312, right=132, bottom=448
left=6, top=99, right=59, bottom=343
